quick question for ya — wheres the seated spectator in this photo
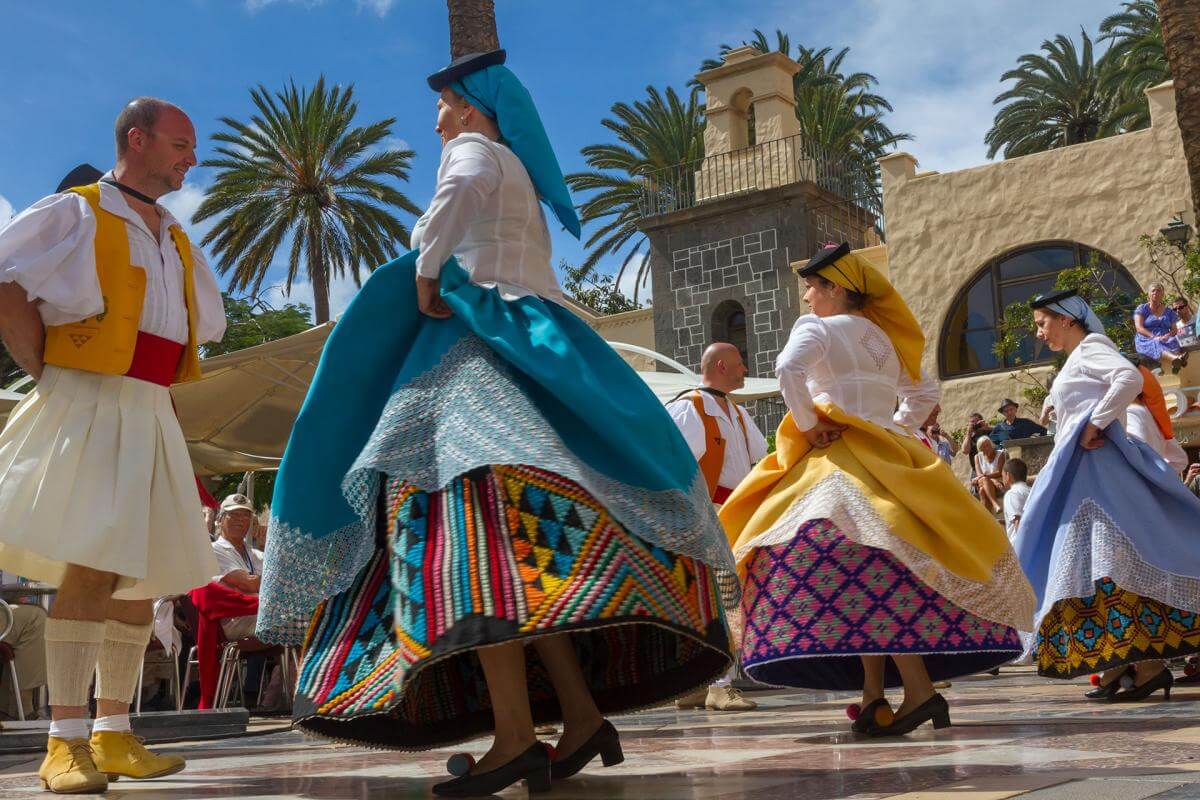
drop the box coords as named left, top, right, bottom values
left=1174, top=297, right=1196, bottom=338
left=211, top=494, right=263, bottom=641
left=973, top=436, right=1006, bottom=514
left=1001, top=458, right=1031, bottom=542
left=1135, top=282, right=1186, bottom=371
left=990, top=399, right=1047, bottom=446
left=0, top=572, right=46, bottom=720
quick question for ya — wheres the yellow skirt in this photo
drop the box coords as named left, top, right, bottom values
left=720, top=405, right=1035, bottom=632
left=0, top=366, right=217, bottom=599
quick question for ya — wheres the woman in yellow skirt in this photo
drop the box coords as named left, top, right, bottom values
left=721, top=243, right=1036, bottom=735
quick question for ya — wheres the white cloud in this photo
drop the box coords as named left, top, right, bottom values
left=380, top=136, right=411, bottom=154
left=263, top=271, right=363, bottom=320
left=244, top=0, right=396, bottom=15
left=0, top=193, right=12, bottom=225
left=356, top=0, right=396, bottom=16
left=161, top=181, right=206, bottom=227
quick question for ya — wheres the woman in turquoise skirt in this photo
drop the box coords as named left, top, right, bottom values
left=258, top=50, right=735, bottom=797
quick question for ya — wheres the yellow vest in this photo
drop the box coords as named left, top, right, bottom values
left=42, top=183, right=202, bottom=384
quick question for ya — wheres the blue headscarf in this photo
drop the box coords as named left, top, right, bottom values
left=450, top=65, right=581, bottom=239
left=1043, top=294, right=1106, bottom=335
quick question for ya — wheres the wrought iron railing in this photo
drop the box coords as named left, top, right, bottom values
left=637, top=133, right=885, bottom=245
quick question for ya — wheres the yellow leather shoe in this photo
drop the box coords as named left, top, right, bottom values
left=38, top=737, right=108, bottom=794
left=89, top=730, right=186, bottom=780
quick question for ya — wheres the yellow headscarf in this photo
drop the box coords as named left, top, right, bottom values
left=810, top=248, right=925, bottom=382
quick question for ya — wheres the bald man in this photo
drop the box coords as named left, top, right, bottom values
left=0, top=98, right=226, bottom=792
left=666, top=342, right=768, bottom=711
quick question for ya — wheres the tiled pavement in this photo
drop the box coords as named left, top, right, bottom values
left=5, top=667, right=1200, bottom=798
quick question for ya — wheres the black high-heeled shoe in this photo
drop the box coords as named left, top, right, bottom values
left=1114, top=667, right=1173, bottom=702
left=432, top=742, right=551, bottom=797
left=850, top=698, right=893, bottom=734
left=863, top=693, right=950, bottom=737
left=550, top=719, right=623, bottom=780
left=1085, top=666, right=1136, bottom=700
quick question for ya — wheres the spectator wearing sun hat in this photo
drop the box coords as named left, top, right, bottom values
left=989, top=398, right=1047, bottom=447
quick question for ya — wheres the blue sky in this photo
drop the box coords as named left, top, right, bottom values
left=0, top=0, right=1115, bottom=315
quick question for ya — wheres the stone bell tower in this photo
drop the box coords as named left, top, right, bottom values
left=638, top=46, right=880, bottom=407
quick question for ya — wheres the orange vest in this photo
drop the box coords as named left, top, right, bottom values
left=42, top=182, right=202, bottom=384
left=688, top=391, right=750, bottom=501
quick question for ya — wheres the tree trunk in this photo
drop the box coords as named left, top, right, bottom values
left=446, top=0, right=499, bottom=58
left=1159, top=0, right=1200, bottom=219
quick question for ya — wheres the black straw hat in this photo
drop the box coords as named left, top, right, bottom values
left=796, top=242, right=850, bottom=277
left=55, top=163, right=104, bottom=194
left=427, top=49, right=507, bottom=92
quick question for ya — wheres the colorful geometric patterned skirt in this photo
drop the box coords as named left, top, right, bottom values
left=1036, top=577, right=1200, bottom=678
left=740, top=520, right=1022, bottom=690
left=292, top=465, right=732, bottom=750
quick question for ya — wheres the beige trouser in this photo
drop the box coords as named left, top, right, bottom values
left=0, top=603, right=47, bottom=718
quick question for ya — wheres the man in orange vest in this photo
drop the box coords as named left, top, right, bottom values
left=667, top=342, right=768, bottom=711
left=0, top=98, right=227, bottom=793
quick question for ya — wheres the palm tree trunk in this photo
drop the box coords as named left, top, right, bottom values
left=1159, top=0, right=1200, bottom=218
left=446, top=0, right=499, bottom=58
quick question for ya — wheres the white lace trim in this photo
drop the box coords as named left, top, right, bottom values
left=733, top=471, right=1037, bottom=631
left=1036, top=497, right=1200, bottom=629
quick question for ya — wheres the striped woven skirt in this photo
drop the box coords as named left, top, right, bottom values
left=292, top=464, right=731, bottom=750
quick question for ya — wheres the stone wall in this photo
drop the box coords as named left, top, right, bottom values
left=667, top=228, right=784, bottom=376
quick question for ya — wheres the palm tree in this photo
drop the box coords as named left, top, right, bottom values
left=564, top=86, right=705, bottom=297
left=1099, top=1, right=1168, bottom=131
left=195, top=77, right=421, bottom=324
left=1158, top=0, right=1200, bottom=218
left=447, top=0, right=499, bottom=57
left=985, top=31, right=1123, bottom=159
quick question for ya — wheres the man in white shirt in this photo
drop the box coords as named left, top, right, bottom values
left=211, top=494, right=265, bottom=641
left=667, top=342, right=768, bottom=712
left=1001, top=458, right=1031, bottom=542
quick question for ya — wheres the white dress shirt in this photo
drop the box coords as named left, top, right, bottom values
left=211, top=537, right=264, bottom=585
left=412, top=133, right=561, bottom=302
left=1126, top=403, right=1188, bottom=472
left=666, top=390, right=769, bottom=489
left=775, top=314, right=940, bottom=434
left=1047, top=333, right=1142, bottom=435
left=0, top=177, right=226, bottom=345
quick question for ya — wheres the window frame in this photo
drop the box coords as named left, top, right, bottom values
left=938, top=241, right=1138, bottom=380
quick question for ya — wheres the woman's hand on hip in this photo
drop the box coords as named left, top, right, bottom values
left=1079, top=422, right=1106, bottom=450
left=802, top=419, right=846, bottom=449
left=416, top=275, right=452, bottom=319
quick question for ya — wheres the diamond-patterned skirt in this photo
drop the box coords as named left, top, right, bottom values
left=292, top=465, right=731, bottom=750
left=741, top=520, right=1021, bottom=690
left=1036, top=577, right=1200, bottom=678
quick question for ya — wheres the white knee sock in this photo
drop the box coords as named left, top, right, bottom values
left=94, top=620, right=153, bottom=704
left=48, top=718, right=91, bottom=742
left=92, top=713, right=131, bottom=734
left=44, top=618, right=105, bottom=709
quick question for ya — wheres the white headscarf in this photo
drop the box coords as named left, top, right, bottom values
left=1043, top=294, right=1105, bottom=335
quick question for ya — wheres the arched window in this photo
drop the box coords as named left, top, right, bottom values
left=729, top=88, right=754, bottom=150
left=712, top=299, right=749, bottom=368
left=939, top=242, right=1140, bottom=378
